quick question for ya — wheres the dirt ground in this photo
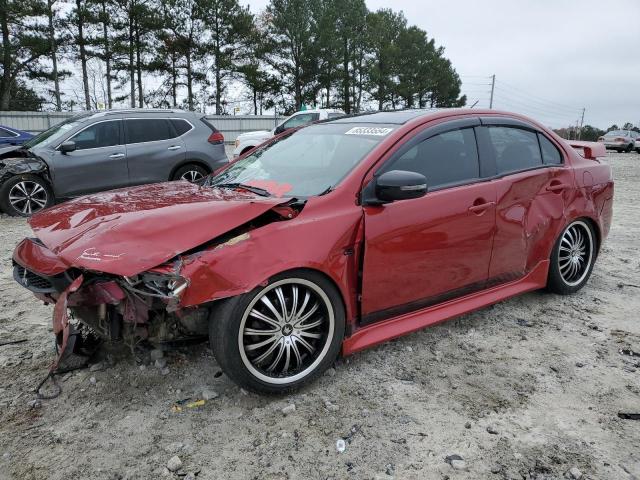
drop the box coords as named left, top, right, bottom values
left=0, top=152, right=639, bottom=480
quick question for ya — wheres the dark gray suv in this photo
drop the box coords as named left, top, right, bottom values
left=0, top=109, right=228, bottom=216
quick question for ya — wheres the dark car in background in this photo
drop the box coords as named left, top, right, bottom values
left=0, top=125, right=34, bottom=145
left=0, top=109, right=228, bottom=216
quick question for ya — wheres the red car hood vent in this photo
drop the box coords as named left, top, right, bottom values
left=29, top=182, right=290, bottom=276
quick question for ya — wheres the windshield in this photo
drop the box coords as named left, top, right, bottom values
left=210, top=123, right=394, bottom=197
left=23, top=113, right=93, bottom=149
left=605, top=130, right=627, bottom=137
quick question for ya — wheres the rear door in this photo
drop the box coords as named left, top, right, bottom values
left=124, top=118, right=186, bottom=185
left=360, top=118, right=497, bottom=323
left=48, top=119, right=128, bottom=197
left=477, top=118, right=574, bottom=281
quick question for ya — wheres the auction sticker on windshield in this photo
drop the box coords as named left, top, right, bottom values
left=344, top=127, right=393, bottom=136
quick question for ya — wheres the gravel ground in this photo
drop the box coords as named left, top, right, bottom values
left=0, top=152, right=639, bottom=480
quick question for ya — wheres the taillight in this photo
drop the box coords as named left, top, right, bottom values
left=208, top=131, right=224, bottom=144
left=614, top=137, right=625, bottom=142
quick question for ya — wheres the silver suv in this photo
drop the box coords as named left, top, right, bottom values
left=0, top=109, right=228, bottom=216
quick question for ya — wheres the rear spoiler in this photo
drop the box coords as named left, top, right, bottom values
left=568, top=140, right=607, bottom=160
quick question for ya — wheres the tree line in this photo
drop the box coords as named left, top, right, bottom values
left=0, top=0, right=466, bottom=114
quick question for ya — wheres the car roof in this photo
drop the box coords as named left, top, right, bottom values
left=81, top=109, right=196, bottom=121
left=331, top=109, right=453, bottom=125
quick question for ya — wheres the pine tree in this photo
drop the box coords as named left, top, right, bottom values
left=0, top=0, right=51, bottom=110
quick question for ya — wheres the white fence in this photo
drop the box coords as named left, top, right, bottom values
left=0, top=111, right=285, bottom=144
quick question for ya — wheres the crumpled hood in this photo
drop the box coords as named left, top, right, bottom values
left=29, top=182, right=290, bottom=276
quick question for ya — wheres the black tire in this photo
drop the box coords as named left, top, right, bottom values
left=0, top=174, right=54, bottom=217
left=209, top=269, right=345, bottom=394
left=625, top=143, right=633, bottom=153
left=171, top=164, right=209, bottom=182
left=546, top=219, right=597, bottom=295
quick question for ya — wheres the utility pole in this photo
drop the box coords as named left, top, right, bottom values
left=489, top=74, right=496, bottom=109
left=578, top=108, right=585, bottom=140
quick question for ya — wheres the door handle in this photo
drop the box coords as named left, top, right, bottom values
left=546, top=182, right=569, bottom=192
left=468, top=201, right=495, bottom=214
left=167, top=145, right=182, bottom=151
left=109, top=153, right=125, bottom=159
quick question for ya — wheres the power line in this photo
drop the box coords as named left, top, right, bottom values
left=493, top=79, right=582, bottom=113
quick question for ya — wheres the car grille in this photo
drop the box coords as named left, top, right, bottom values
left=14, top=264, right=55, bottom=291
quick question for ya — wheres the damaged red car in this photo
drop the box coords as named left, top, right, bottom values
left=12, top=109, right=614, bottom=393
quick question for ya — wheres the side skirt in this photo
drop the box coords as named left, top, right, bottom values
left=341, top=260, right=549, bottom=355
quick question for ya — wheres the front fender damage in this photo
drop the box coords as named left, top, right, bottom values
left=0, top=151, right=51, bottom=186
left=45, top=202, right=305, bottom=353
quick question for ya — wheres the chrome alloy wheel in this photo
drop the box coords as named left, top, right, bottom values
left=238, top=278, right=334, bottom=385
left=180, top=170, right=204, bottom=182
left=558, top=221, right=594, bottom=287
left=8, top=181, right=48, bottom=215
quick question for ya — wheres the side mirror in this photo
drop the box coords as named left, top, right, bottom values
left=375, top=170, right=427, bottom=203
left=60, top=141, right=76, bottom=154
left=274, top=125, right=286, bottom=135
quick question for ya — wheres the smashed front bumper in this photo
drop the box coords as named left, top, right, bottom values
left=12, top=239, right=208, bottom=368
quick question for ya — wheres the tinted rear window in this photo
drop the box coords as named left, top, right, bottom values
left=538, top=134, right=562, bottom=165
left=171, top=119, right=192, bottom=136
left=125, top=119, right=174, bottom=143
left=487, top=126, right=542, bottom=174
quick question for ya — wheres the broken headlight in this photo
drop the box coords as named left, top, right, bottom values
left=123, top=273, right=188, bottom=298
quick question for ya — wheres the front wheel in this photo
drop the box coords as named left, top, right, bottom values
left=625, top=143, right=633, bottom=153
left=546, top=220, right=596, bottom=295
left=0, top=174, right=54, bottom=217
left=209, top=270, right=345, bottom=393
left=172, top=164, right=209, bottom=183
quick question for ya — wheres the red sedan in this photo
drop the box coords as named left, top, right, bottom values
left=13, top=109, right=614, bottom=393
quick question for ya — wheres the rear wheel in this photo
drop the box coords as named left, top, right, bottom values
left=625, top=143, right=633, bottom=153
left=546, top=220, right=596, bottom=295
left=172, top=164, right=208, bottom=183
left=209, top=270, right=345, bottom=393
left=0, top=174, right=54, bottom=217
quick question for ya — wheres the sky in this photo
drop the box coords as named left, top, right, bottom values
left=247, top=0, right=640, bottom=129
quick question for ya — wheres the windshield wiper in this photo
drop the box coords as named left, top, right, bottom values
left=211, top=182, right=271, bottom=197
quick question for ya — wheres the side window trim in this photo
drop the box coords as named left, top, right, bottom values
left=56, top=119, right=123, bottom=151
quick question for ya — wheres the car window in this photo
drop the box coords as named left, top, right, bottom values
left=69, top=121, right=121, bottom=150
left=385, top=128, right=479, bottom=189
left=605, top=130, right=625, bottom=137
left=487, top=126, right=542, bottom=174
left=210, top=122, right=390, bottom=197
left=538, top=133, right=562, bottom=165
left=125, top=119, right=175, bottom=144
left=282, top=113, right=319, bottom=129
left=0, top=127, right=17, bottom=138
left=327, top=113, right=343, bottom=119
left=170, top=119, right=192, bottom=136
